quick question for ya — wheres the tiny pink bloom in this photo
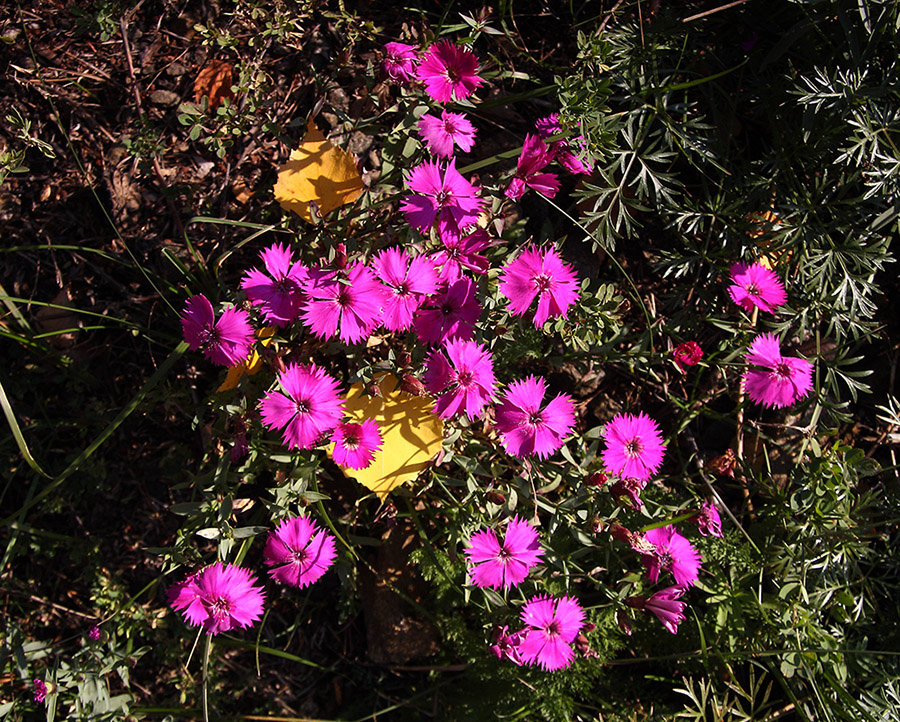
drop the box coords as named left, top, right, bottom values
left=381, top=42, right=418, bottom=83
left=33, top=679, right=48, bottom=704
left=641, top=525, right=702, bottom=588
left=259, top=363, right=344, bottom=450
left=401, top=159, right=484, bottom=241
left=418, top=109, right=477, bottom=158
left=464, top=516, right=543, bottom=590
left=417, top=40, right=485, bottom=103
left=499, top=245, right=580, bottom=327
left=181, top=295, right=254, bottom=367
left=535, top=114, right=593, bottom=174
left=695, top=501, right=723, bottom=538
left=506, top=134, right=560, bottom=201
left=601, top=413, right=666, bottom=482
left=413, top=277, right=480, bottom=345
left=301, top=263, right=385, bottom=344
left=673, top=340, right=703, bottom=371
left=627, top=585, right=687, bottom=634
left=430, top=228, right=492, bottom=284
left=169, top=563, right=266, bottom=636
left=423, top=339, right=496, bottom=420
left=490, top=625, right=526, bottom=665
left=331, top=419, right=383, bottom=469
left=518, top=594, right=585, bottom=671
left=495, top=376, right=576, bottom=459
left=742, top=333, right=814, bottom=408
left=264, top=516, right=337, bottom=588
left=240, top=242, right=308, bottom=326
left=88, top=625, right=101, bottom=641
left=728, top=262, right=788, bottom=313
left=372, top=248, right=439, bottom=332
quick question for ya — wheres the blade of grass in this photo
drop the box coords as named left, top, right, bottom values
left=0, top=377, right=51, bottom=478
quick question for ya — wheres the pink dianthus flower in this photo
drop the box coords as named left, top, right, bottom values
left=506, top=134, right=560, bottom=201
left=499, top=245, right=580, bottom=327
left=742, top=333, right=814, bottom=408
left=465, top=515, right=544, bottom=590
left=495, top=376, right=576, bottom=459
left=259, top=363, right=344, bottom=450
left=372, top=248, right=439, bottom=332
left=728, top=262, right=788, bottom=313
left=301, top=263, right=385, bottom=345
left=331, top=419, right=383, bottom=470
left=423, top=339, right=496, bottom=420
left=673, top=340, right=703, bottom=371
left=401, top=159, right=484, bottom=241
left=181, top=294, right=254, bottom=367
left=601, top=412, right=666, bottom=482
left=264, top=516, right=337, bottom=588
left=627, top=585, right=687, bottom=634
left=381, top=42, right=418, bottom=83
left=695, top=501, right=723, bottom=538
left=417, top=40, right=485, bottom=103
left=413, top=277, right=480, bottom=346
left=240, top=243, right=307, bottom=327
left=169, top=563, right=265, bottom=636
left=491, top=625, right=526, bottom=665
left=418, top=109, right=477, bottom=158
left=518, top=594, right=585, bottom=671
left=641, top=525, right=702, bottom=588
left=430, top=228, right=492, bottom=284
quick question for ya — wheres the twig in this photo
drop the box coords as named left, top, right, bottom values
left=682, top=0, right=751, bottom=23
left=598, top=0, right=627, bottom=34
left=735, top=306, right=758, bottom=517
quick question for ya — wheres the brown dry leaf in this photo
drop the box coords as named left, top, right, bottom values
left=273, top=120, right=364, bottom=223
left=331, top=374, right=444, bottom=500
left=193, top=59, right=235, bottom=109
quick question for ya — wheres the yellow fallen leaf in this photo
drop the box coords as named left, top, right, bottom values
left=217, top=326, right=276, bottom=393
left=274, top=120, right=365, bottom=223
left=332, top=374, right=444, bottom=500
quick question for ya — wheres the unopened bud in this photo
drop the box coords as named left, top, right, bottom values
left=585, top=471, right=608, bottom=487
left=485, top=491, right=506, bottom=505
left=589, top=516, right=603, bottom=534
left=365, top=381, right=383, bottom=398
left=335, top=242, right=348, bottom=270
left=616, top=610, right=633, bottom=636
left=400, top=373, right=426, bottom=396
left=494, top=324, right=509, bottom=336
left=398, top=351, right=412, bottom=368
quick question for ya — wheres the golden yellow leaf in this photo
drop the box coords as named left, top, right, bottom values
left=217, top=326, right=276, bottom=393
left=331, top=375, right=444, bottom=500
left=273, top=120, right=364, bottom=223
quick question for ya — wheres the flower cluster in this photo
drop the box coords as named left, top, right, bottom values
left=169, top=516, right=337, bottom=635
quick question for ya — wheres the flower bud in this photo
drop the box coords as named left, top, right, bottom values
left=400, top=373, right=426, bottom=396
left=485, top=491, right=506, bottom=505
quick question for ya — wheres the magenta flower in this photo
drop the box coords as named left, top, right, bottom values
left=418, top=109, right=477, bottom=158
left=416, top=40, right=484, bottom=103
left=535, top=114, right=593, bottom=175
left=518, top=595, right=585, bottom=671
left=259, top=363, right=344, bottom=450
left=431, top=228, right=491, bottom=284
left=423, top=339, right=496, bottom=420
left=673, top=340, right=703, bottom=371
left=601, top=413, right=666, bottom=482
left=240, top=242, right=307, bottom=327
left=499, top=245, right=580, bottom=328
left=495, top=376, right=576, bottom=459
left=301, top=263, right=385, bottom=344
left=33, top=679, right=48, bottom=704
left=465, top=516, right=543, bottom=590
left=506, top=135, right=560, bottom=201
left=401, top=159, right=484, bottom=241
left=413, top=277, right=480, bottom=345
left=381, top=42, right=418, bottom=83
left=181, top=295, right=254, bottom=367
left=264, top=516, right=337, bottom=588
left=610, top=476, right=648, bottom=510
left=728, top=262, right=788, bottom=314
left=169, top=563, right=265, bottom=636
left=695, top=501, right=723, bottom=538
left=742, top=333, right=814, bottom=408
left=641, top=525, right=702, bottom=588
left=627, top=586, right=687, bottom=634
left=372, top=248, right=439, bottom=332
left=331, top=419, right=382, bottom=469
left=490, top=625, right=526, bottom=665
left=88, top=625, right=101, bottom=641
